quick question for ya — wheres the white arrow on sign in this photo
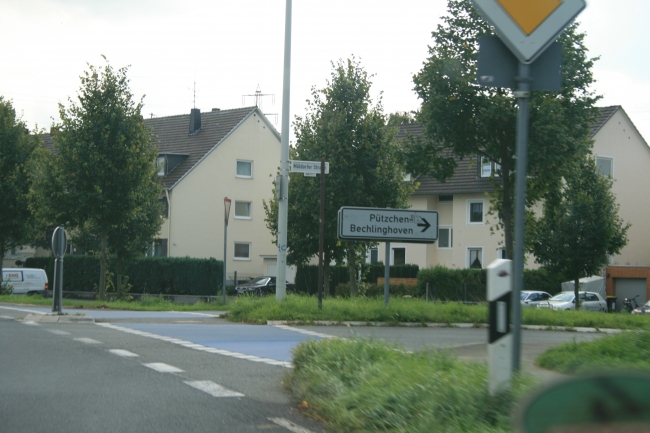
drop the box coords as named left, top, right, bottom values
left=471, top=0, right=586, bottom=64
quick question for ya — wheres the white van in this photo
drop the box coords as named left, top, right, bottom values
left=2, top=268, right=49, bottom=295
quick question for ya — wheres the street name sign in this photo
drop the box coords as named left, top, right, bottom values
left=471, top=0, right=586, bottom=64
left=290, top=160, right=329, bottom=174
left=338, top=207, right=438, bottom=243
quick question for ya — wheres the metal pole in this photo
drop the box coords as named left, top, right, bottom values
left=223, top=217, right=227, bottom=305
left=384, top=242, right=390, bottom=306
left=317, top=158, right=325, bottom=309
left=276, top=0, right=292, bottom=301
left=512, top=62, right=531, bottom=372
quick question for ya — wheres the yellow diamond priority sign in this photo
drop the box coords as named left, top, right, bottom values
left=471, top=0, right=585, bottom=64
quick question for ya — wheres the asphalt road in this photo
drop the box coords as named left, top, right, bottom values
left=0, top=303, right=609, bottom=432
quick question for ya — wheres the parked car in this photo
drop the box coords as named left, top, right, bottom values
left=521, top=290, right=552, bottom=307
left=537, top=291, right=607, bottom=312
left=235, top=276, right=294, bottom=296
left=1, top=268, right=49, bottom=295
left=632, top=300, right=650, bottom=315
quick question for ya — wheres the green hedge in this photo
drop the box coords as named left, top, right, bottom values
left=294, top=263, right=420, bottom=296
left=25, top=256, right=223, bottom=296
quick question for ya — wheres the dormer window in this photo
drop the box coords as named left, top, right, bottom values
left=480, top=156, right=500, bottom=178
left=156, top=156, right=166, bottom=176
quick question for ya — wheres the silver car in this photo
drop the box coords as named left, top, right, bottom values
left=537, top=291, right=607, bottom=312
left=521, top=290, right=552, bottom=307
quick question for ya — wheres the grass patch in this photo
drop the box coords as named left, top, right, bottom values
left=228, top=295, right=489, bottom=324
left=0, top=294, right=228, bottom=311
left=537, top=330, right=650, bottom=374
left=228, top=295, right=650, bottom=330
left=287, top=338, right=536, bottom=433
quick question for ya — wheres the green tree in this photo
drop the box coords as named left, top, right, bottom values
left=264, top=58, right=415, bottom=295
left=37, top=58, right=162, bottom=299
left=405, top=0, right=600, bottom=258
left=0, top=97, right=40, bottom=276
left=531, top=158, right=629, bottom=310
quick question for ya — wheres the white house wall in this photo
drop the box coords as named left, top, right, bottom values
left=165, top=112, right=279, bottom=278
left=592, top=110, right=650, bottom=265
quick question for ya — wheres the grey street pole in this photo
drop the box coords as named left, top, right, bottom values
left=276, top=0, right=292, bottom=301
left=317, top=157, right=325, bottom=309
left=512, top=62, right=531, bottom=372
left=223, top=197, right=231, bottom=305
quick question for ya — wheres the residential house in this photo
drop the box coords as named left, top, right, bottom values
left=370, top=106, right=650, bottom=271
left=148, top=106, right=290, bottom=282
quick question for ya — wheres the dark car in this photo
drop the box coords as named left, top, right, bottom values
left=235, top=276, right=293, bottom=296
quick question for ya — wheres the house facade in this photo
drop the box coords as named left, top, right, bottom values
left=370, top=106, right=650, bottom=271
left=148, top=106, right=291, bottom=282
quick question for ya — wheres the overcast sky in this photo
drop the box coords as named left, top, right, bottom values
left=1, top=0, right=648, bottom=144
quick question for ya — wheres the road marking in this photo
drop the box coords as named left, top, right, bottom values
left=0, top=315, right=13, bottom=319
left=108, top=349, right=139, bottom=357
left=268, top=417, right=317, bottom=433
left=143, top=362, right=183, bottom=373
left=270, top=324, right=338, bottom=339
left=184, top=380, right=244, bottom=397
left=47, top=330, right=70, bottom=335
left=0, top=306, right=46, bottom=315
left=22, top=321, right=40, bottom=326
left=96, top=322, right=293, bottom=368
left=74, top=338, right=102, bottom=344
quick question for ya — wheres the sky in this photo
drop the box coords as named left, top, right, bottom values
left=1, top=0, right=649, bottom=144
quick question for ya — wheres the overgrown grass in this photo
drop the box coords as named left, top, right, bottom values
left=228, top=295, right=650, bottom=330
left=288, top=338, right=536, bottom=433
left=537, top=330, right=650, bottom=374
left=0, top=294, right=228, bottom=311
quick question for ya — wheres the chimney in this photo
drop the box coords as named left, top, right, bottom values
left=212, top=108, right=220, bottom=112
left=189, top=108, right=201, bottom=135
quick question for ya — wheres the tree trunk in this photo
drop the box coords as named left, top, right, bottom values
left=501, top=160, right=514, bottom=259
left=347, top=242, right=358, bottom=297
left=99, top=231, right=108, bottom=300
left=323, top=263, right=331, bottom=297
left=0, top=242, right=5, bottom=291
left=116, top=273, right=122, bottom=296
left=574, top=276, right=580, bottom=311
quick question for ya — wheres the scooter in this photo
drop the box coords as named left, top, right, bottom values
left=623, top=295, right=640, bottom=313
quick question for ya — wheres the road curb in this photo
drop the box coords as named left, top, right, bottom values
left=22, top=313, right=95, bottom=323
left=266, top=320, right=623, bottom=333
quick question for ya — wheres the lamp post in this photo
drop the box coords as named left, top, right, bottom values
left=223, top=197, right=231, bottom=305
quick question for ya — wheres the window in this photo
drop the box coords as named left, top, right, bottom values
left=156, top=156, right=166, bottom=176
left=596, top=156, right=613, bottom=178
left=151, top=239, right=168, bottom=257
left=370, top=248, right=379, bottom=264
left=497, top=247, right=506, bottom=259
left=438, top=227, right=453, bottom=249
left=236, top=160, right=252, bottom=178
left=480, top=156, right=501, bottom=178
left=438, top=195, right=453, bottom=203
left=467, top=200, right=484, bottom=224
left=159, top=197, right=169, bottom=218
left=234, top=201, right=252, bottom=219
left=234, top=242, right=251, bottom=260
left=468, top=247, right=483, bottom=269
left=392, top=248, right=406, bottom=265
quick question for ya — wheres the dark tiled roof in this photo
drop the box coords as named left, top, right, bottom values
left=146, top=106, right=279, bottom=189
left=401, top=106, right=624, bottom=196
left=590, top=106, right=620, bottom=138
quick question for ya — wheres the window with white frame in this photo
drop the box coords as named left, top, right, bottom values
left=468, top=247, right=483, bottom=269
left=467, top=200, right=484, bottom=224
left=437, top=226, right=453, bottom=249
left=156, top=156, right=166, bottom=176
left=236, top=160, right=253, bottom=178
left=234, top=201, right=252, bottom=219
left=234, top=242, right=251, bottom=260
left=480, top=156, right=500, bottom=178
left=596, top=156, right=613, bottom=178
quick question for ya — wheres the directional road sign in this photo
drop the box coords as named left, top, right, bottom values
left=338, top=207, right=438, bottom=243
left=290, top=160, right=329, bottom=175
left=471, top=0, right=586, bottom=64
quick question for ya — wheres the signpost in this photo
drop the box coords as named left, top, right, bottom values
left=471, top=0, right=586, bottom=373
left=338, top=207, right=438, bottom=305
left=51, top=225, right=66, bottom=314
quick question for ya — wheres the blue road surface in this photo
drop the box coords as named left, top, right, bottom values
left=118, top=323, right=317, bottom=362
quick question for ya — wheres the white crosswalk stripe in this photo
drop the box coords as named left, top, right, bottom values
left=184, top=380, right=244, bottom=397
left=74, top=337, right=102, bottom=344
left=142, top=362, right=183, bottom=373
left=108, top=349, right=139, bottom=357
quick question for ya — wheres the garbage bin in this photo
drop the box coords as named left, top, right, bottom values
left=606, top=296, right=617, bottom=313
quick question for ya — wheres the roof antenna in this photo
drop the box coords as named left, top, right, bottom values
left=193, top=82, right=196, bottom=109
left=243, top=84, right=277, bottom=124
